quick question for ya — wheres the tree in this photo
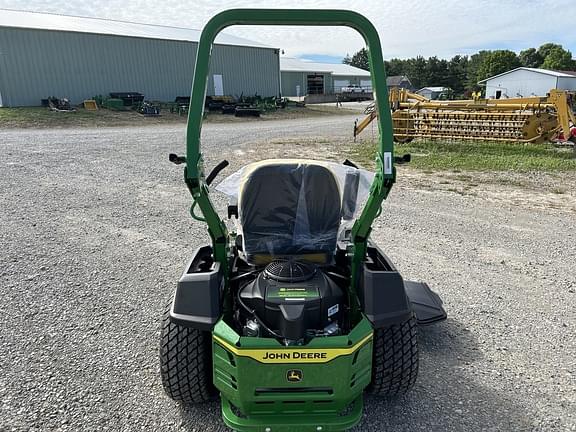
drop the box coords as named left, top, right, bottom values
left=342, top=43, right=575, bottom=97
left=343, top=53, right=351, bottom=65
left=384, top=58, right=407, bottom=77
left=477, top=50, right=521, bottom=81
left=425, top=56, right=450, bottom=87
left=447, top=55, right=469, bottom=95
left=537, top=43, right=564, bottom=61
left=519, top=48, right=543, bottom=68
left=343, top=48, right=370, bottom=71
left=467, top=50, right=492, bottom=89
left=541, top=46, right=574, bottom=70
left=405, top=56, right=427, bottom=89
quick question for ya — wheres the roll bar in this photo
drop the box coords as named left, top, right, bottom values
left=186, top=9, right=394, bottom=181
left=182, top=10, right=397, bottom=315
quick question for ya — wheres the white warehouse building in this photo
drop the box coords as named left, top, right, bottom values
left=479, top=67, right=576, bottom=99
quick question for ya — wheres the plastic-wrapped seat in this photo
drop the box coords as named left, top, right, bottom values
left=238, top=162, right=341, bottom=261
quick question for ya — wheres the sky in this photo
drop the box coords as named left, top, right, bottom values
left=0, top=0, right=574, bottom=62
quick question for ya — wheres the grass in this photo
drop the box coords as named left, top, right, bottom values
left=0, top=107, right=184, bottom=128
left=351, top=139, right=576, bottom=172
left=0, top=104, right=355, bottom=129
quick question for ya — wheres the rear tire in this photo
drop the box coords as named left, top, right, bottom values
left=368, top=314, right=419, bottom=397
left=159, top=301, right=217, bottom=404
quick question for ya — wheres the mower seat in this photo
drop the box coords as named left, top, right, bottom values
left=238, top=161, right=341, bottom=261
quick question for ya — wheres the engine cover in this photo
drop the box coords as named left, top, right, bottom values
left=239, top=260, right=343, bottom=341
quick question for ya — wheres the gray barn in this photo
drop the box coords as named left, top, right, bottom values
left=280, top=57, right=371, bottom=96
left=0, top=10, right=280, bottom=107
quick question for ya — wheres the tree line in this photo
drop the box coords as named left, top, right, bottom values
left=343, top=44, right=575, bottom=97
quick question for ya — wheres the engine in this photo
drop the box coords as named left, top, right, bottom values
left=238, top=260, right=344, bottom=343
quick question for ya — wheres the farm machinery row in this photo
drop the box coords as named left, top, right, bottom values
left=354, top=88, right=576, bottom=144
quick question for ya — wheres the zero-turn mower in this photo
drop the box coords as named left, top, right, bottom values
left=160, top=9, right=446, bottom=432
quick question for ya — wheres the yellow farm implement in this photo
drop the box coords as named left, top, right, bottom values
left=354, top=88, right=576, bottom=144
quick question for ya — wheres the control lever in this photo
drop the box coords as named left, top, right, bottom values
left=169, top=155, right=229, bottom=187
left=205, top=160, right=229, bottom=186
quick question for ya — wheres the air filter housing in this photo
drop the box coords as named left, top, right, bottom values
left=264, top=260, right=316, bottom=282
left=239, top=260, right=343, bottom=341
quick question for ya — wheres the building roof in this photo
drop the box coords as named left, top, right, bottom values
left=417, top=86, right=450, bottom=92
left=478, top=67, right=576, bottom=83
left=280, top=57, right=371, bottom=77
left=0, top=9, right=271, bottom=49
left=386, top=75, right=411, bottom=86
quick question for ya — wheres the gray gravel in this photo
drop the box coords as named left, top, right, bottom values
left=1, top=116, right=575, bottom=432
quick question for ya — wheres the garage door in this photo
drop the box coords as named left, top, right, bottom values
left=334, top=79, right=349, bottom=93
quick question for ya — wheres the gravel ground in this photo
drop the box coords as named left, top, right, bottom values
left=1, top=115, right=575, bottom=432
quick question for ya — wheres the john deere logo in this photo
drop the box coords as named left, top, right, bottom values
left=286, top=369, right=303, bottom=382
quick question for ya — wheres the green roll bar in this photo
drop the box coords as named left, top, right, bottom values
left=183, top=9, right=396, bottom=318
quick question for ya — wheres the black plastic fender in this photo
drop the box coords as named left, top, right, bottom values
left=170, top=246, right=223, bottom=331
left=359, top=244, right=446, bottom=327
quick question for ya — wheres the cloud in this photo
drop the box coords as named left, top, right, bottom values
left=0, top=0, right=574, bottom=59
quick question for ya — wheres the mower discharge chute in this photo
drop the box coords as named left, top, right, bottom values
left=160, top=9, right=446, bottom=432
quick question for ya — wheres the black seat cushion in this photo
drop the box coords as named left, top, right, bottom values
left=239, top=162, right=341, bottom=257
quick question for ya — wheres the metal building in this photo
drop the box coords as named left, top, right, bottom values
left=0, top=10, right=280, bottom=107
left=280, top=57, right=371, bottom=96
left=416, top=86, right=451, bottom=100
left=479, top=67, right=576, bottom=98
left=386, top=75, right=413, bottom=91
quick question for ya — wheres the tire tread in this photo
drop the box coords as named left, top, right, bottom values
left=159, top=301, right=217, bottom=404
left=368, top=314, right=419, bottom=396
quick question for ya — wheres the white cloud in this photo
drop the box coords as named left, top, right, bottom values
left=0, top=0, right=574, bottom=59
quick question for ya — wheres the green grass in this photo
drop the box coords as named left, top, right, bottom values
left=352, top=139, right=576, bottom=172
left=0, top=107, right=175, bottom=128
left=0, top=107, right=70, bottom=125
left=0, top=104, right=354, bottom=129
